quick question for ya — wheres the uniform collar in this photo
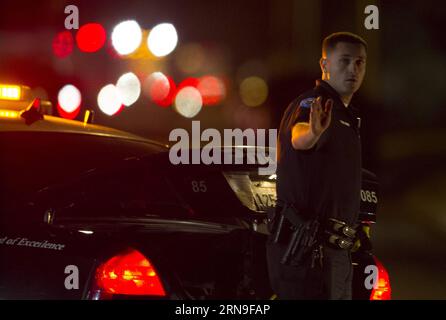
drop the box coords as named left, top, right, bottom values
left=315, top=79, right=358, bottom=113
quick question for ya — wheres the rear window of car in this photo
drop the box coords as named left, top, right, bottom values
left=45, top=162, right=189, bottom=220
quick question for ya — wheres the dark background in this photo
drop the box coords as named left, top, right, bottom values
left=1, top=0, right=445, bottom=299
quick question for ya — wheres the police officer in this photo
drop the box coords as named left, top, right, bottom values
left=267, top=32, right=367, bottom=299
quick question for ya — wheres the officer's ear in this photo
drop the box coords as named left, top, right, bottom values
left=320, top=58, right=328, bottom=74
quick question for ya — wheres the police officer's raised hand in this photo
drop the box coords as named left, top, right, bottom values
left=310, top=96, right=333, bottom=137
left=291, top=96, right=333, bottom=150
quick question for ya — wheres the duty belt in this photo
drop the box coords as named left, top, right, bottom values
left=269, top=206, right=358, bottom=251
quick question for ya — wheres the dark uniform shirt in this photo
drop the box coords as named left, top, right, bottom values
left=276, top=79, right=362, bottom=225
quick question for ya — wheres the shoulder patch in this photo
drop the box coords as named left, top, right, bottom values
left=299, top=97, right=316, bottom=109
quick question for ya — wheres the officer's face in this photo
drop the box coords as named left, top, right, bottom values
left=324, top=42, right=367, bottom=97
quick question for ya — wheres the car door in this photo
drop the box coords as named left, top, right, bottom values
left=0, top=204, right=97, bottom=299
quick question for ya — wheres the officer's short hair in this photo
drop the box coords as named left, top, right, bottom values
left=322, top=32, right=367, bottom=57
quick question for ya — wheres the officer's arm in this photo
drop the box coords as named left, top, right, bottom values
left=291, top=122, right=320, bottom=150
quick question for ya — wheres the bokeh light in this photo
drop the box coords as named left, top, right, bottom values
left=111, top=20, right=142, bottom=55
left=97, top=84, right=123, bottom=116
left=174, top=86, right=202, bottom=118
left=197, top=76, right=226, bottom=106
left=239, top=76, right=268, bottom=107
left=57, top=84, right=81, bottom=113
left=143, top=72, right=176, bottom=107
left=127, top=29, right=157, bottom=60
left=174, top=43, right=205, bottom=74
left=52, top=31, right=74, bottom=58
left=116, top=72, right=141, bottom=107
left=147, top=23, right=178, bottom=57
left=57, top=103, right=81, bottom=120
left=75, top=23, right=106, bottom=53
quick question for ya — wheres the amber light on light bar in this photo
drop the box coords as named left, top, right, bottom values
left=0, top=109, right=19, bottom=118
left=0, top=84, right=21, bottom=100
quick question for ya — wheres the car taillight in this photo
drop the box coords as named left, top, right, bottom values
left=370, top=257, right=391, bottom=300
left=95, top=248, right=166, bottom=297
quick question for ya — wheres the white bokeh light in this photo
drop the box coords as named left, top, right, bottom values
left=97, top=84, right=123, bottom=116
left=174, top=86, right=202, bottom=118
left=116, top=72, right=141, bottom=107
left=147, top=23, right=178, bottom=57
left=111, top=20, right=142, bottom=55
left=57, top=84, right=81, bottom=113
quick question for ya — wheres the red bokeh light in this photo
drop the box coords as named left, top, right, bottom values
left=147, top=73, right=177, bottom=107
left=57, top=103, right=81, bottom=120
left=76, top=23, right=106, bottom=53
left=114, top=104, right=125, bottom=115
left=177, top=77, right=199, bottom=90
left=197, top=75, right=226, bottom=106
left=52, top=31, right=74, bottom=58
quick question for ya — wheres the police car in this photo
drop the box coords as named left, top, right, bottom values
left=0, top=84, right=390, bottom=299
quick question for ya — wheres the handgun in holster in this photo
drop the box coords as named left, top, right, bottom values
left=268, top=204, right=300, bottom=244
left=268, top=204, right=320, bottom=266
left=281, top=218, right=320, bottom=266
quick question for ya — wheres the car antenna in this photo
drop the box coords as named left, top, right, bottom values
left=83, top=109, right=95, bottom=124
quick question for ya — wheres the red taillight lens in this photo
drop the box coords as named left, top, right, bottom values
left=370, top=257, right=391, bottom=300
left=95, top=249, right=166, bottom=296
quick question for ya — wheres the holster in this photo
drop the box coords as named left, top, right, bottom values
left=268, top=204, right=320, bottom=266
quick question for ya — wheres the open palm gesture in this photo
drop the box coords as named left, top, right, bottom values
left=310, top=96, right=333, bottom=136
